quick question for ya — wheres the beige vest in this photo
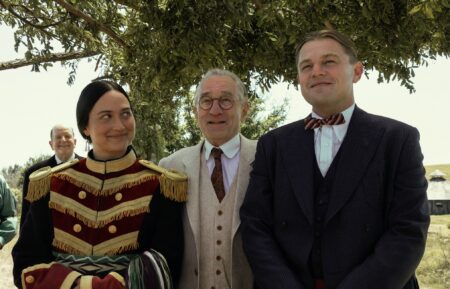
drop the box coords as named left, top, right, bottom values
left=198, top=154, right=238, bottom=289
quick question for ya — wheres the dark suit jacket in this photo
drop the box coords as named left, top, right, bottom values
left=240, top=106, right=430, bottom=289
left=20, top=154, right=82, bottom=228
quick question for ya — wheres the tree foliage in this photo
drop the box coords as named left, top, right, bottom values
left=1, top=0, right=449, bottom=158
left=1, top=154, right=51, bottom=189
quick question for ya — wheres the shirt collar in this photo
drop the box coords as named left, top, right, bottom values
left=204, top=134, right=240, bottom=160
left=55, top=153, right=76, bottom=165
left=311, top=103, right=355, bottom=142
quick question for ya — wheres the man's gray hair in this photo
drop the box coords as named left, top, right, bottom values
left=194, top=68, right=247, bottom=106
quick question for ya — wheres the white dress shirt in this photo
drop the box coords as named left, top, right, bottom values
left=55, top=153, right=76, bottom=165
left=204, top=134, right=240, bottom=193
left=312, top=104, right=355, bottom=176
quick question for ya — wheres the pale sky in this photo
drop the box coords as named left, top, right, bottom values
left=1, top=26, right=449, bottom=169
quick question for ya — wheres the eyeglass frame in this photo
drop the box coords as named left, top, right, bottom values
left=197, top=95, right=236, bottom=110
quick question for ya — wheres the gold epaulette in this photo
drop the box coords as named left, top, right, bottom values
left=26, top=159, right=80, bottom=202
left=139, top=160, right=188, bottom=202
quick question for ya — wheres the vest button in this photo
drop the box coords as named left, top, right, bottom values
left=108, top=225, right=117, bottom=234
left=25, top=275, right=35, bottom=284
left=216, top=240, right=222, bottom=245
left=216, top=255, right=221, bottom=261
left=217, top=225, right=222, bottom=230
left=216, top=269, right=221, bottom=275
left=194, top=268, right=198, bottom=276
left=115, top=192, right=123, bottom=201
left=78, top=191, right=87, bottom=199
left=73, top=224, right=82, bottom=233
left=217, top=210, right=223, bottom=216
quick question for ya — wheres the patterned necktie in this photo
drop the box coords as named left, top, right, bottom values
left=211, top=148, right=225, bottom=202
left=304, top=113, right=345, bottom=130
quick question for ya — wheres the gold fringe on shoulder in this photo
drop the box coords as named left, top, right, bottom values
left=26, top=159, right=80, bottom=202
left=139, top=160, right=188, bottom=202
left=160, top=173, right=188, bottom=202
left=26, top=166, right=52, bottom=202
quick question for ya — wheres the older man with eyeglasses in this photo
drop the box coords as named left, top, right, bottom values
left=159, top=68, right=256, bottom=289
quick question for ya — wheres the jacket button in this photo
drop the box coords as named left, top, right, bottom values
left=78, top=191, right=87, bottom=199
left=194, top=268, right=198, bottom=276
left=25, top=275, right=35, bottom=284
left=108, top=225, right=117, bottom=234
left=73, top=224, right=82, bottom=233
left=115, top=193, right=123, bottom=201
left=281, top=221, right=287, bottom=228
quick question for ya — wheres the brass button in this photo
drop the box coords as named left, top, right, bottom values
left=78, top=191, right=87, bottom=199
left=115, top=192, right=123, bottom=201
left=25, top=275, right=35, bottom=284
left=108, top=225, right=117, bottom=234
left=73, top=224, right=82, bottom=233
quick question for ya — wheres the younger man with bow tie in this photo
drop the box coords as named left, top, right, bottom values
left=240, top=29, right=430, bottom=289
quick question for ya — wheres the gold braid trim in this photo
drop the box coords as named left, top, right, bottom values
left=52, top=239, right=84, bottom=255
left=49, top=201, right=150, bottom=228
left=139, top=160, right=188, bottom=202
left=54, top=171, right=159, bottom=196
left=54, top=172, right=98, bottom=194
left=104, top=241, right=139, bottom=255
left=53, top=238, right=140, bottom=256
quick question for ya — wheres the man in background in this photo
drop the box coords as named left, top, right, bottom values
left=159, top=68, right=256, bottom=289
left=20, top=124, right=81, bottom=228
left=0, top=174, right=17, bottom=250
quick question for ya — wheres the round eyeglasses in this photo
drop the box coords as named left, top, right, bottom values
left=198, top=97, right=234, bottom=110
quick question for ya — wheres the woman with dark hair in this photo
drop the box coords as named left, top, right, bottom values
left=13, top=80, right=187, bottom=289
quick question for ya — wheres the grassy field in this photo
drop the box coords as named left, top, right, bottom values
left=417, top=215, right=450, bottom=289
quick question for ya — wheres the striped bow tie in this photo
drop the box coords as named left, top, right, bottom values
left=304, top=113, right=345, bottom=130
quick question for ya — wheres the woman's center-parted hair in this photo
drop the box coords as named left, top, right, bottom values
left=76, top=80, right=132, bottom=143
left=194, top=68, right=248, bottom=107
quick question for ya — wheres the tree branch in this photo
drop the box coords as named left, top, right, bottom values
left=0, top=1, right=57, bottom=37
left=53, top=0, right=129, bottom=49
left=0, top=50, right=100, bottom=71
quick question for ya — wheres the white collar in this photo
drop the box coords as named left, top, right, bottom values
left=55, top=153, right=76, bottom=165
left=204, top=134, right=240, bottom=160
left=311, top=103, right=355, bottom=142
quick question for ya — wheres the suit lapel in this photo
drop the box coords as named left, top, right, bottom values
left=280, top=121, right=316, bottom=225
left=325, top=107, right=385, bottom=222
left=231, top=135, right=256, bottom=237
left=182, top=141, right=203, bottom=250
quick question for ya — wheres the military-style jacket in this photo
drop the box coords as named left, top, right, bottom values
left=12, top=148, right=187, bottom=289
